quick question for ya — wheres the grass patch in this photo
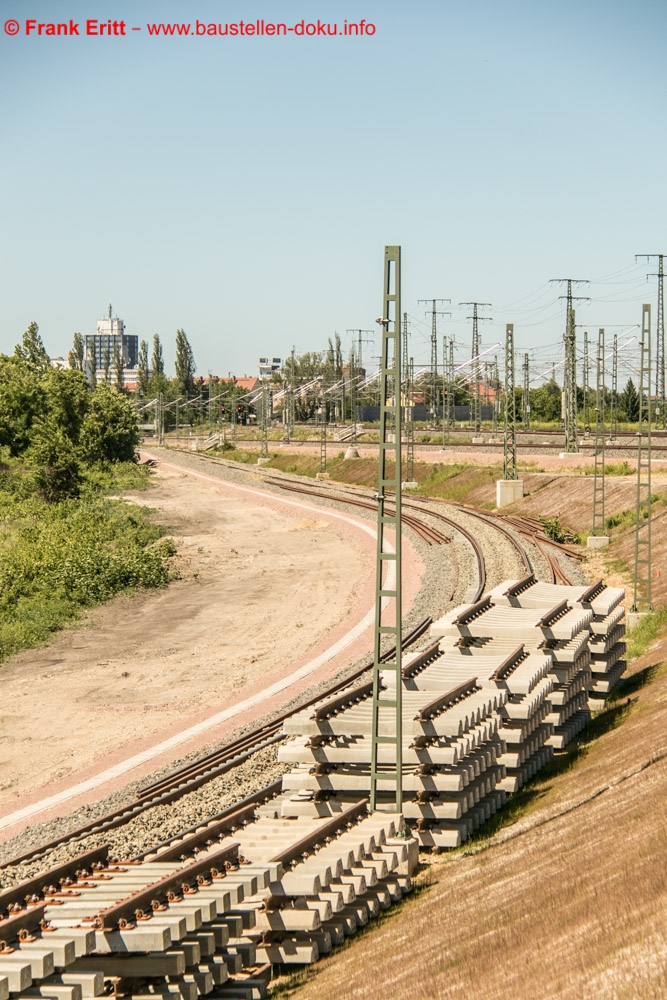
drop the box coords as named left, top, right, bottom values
left=604, top=461, right=634, bottom=476
left=414, top=462, right=498, bottom=506
left=0, top=462, right=175, bottom=662
left=625, top=606, right=667, bottom=661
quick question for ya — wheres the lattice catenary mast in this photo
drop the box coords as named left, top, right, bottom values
left=582, top=330, right=590, bottom=429
left=591, top=329, right=606, bottom=538
left=503, top=324, right=517, bottom=481
left=636, top=255, right=665, bottom=429
left=370, top=245, right=403, bottom=813
left=418, top=298, right=450, bottom=424
left=460, top=302, right=492, bottom=431
left=402, top=313, right=415, bottom=482
left=550, top=278, right=590, bottom=453
left=522, top=353, right=531, bottom=430
left=609, top=333, right=618, bottom=444
left=632, top=304, right=653, bottom=612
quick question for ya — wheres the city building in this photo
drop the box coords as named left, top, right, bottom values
left=84, top=305, right=138, bottom=375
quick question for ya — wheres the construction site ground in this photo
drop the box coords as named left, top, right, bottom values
left=0, top=462, right=425, bottom=823
left=280, top=634, right=667, bottom=1000
left=2, top=446, right=666, bottom=998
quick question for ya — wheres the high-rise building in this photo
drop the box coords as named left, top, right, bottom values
left=84, top=304, right=138, bottom=373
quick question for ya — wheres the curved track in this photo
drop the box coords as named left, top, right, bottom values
left=0, top=453, right=581, bottom=876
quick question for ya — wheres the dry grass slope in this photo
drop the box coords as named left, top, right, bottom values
left=282, top=645, right=667, bottom=1000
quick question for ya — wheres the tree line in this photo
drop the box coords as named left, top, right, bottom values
left=61, top=323, right=645, bottom=429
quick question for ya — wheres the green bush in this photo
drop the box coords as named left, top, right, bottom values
left=0, top=489, right=173, bottom=661
left=539, top=515, right=577, bottom=543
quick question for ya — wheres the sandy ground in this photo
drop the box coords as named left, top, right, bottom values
left=0, top=466, right=382, bottom=814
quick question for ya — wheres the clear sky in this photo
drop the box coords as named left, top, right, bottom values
left=2, top=0, right=666, bottom=383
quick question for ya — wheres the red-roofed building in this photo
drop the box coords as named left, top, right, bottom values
left=220, top=376, right=260, bottom=393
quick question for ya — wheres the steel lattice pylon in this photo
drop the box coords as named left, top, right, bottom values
left=609, top=333, right=618, bottom=444
left=503, top=324, right=517, bottom=481
left=564, top=307, right=579, bottom=453
left=370, top=245, right=403, bottom=813
left=591, top=329, right=606, bottom=537
left=632, top=304, right=653, bottom=612
left=259, top=379, right=269, bottom=458
left=522, top=352, right=530, bottom=430
left=402, top=313, right=413, bottom=480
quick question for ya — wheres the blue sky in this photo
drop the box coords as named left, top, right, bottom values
left=1, top=0, right=666, bottom=381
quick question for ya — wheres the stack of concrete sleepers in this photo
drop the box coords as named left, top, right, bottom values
left=430, top=596, right=594, bottom=782
left=0, top=844, right=280, bottom=1000
left=487, top=576, right=626, bottom=714
left=228, top=806, right=413, bottom=967
left=279, top=625, right=571, bottom=847
left=440, top=636, right=554, bottom=792
left=0, top=808, right=415, bottom=994
left=280, top=674, right=508, bottom=850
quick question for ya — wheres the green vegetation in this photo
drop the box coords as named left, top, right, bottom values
left=414, top=462, right=496, bottom=506
left=0, top=323, right=175, bottom=662
left=539, top=514, right=577, bottom=543
left=582, top=461, right=634, bottom=476
left=603, top=461, right=634, bottom=476
left=625, top=607, right=667, bottom=661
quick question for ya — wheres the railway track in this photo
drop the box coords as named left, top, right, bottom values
left=0, top=456, right=584, bottom=930
left=0, top=454, right=620, bottom=998
left=0, top=622, right=431, bottom=872
left=0, top=572, right=627, bottom=999
left=167, top=448, right=580, bottom=587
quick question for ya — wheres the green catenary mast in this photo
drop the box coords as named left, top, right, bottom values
left=370, top=245, right=403, bottom=813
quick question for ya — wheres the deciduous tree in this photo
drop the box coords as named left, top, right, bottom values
left=81, top=383, right=139, bottom=463
left=137, top=339, right=149, bottom=396
left=174, top=328, right=196, bottom=396
left=69, top=332, right=85, bottom=371
left=14, top=321, right=49, bottom=371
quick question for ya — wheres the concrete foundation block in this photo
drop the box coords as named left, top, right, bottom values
left=401, top=481, right=418, bottom=490
left=626, top=611, right=649, bottom=629
left=344, top=447, right=360, bottom=459
left=587, top=534, right=610, bottom=549
left=496, top=479, right=524, bottom=508
left=472, top=436, right=485, bottom=444
left=315, top=472, right=330, bottom=480
left=256, top=457, right=271, bottom=466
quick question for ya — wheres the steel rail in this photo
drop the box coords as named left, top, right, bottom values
left=1, top=455, right=578, bottom=877
left=0, top=621, right=432, bottom=872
